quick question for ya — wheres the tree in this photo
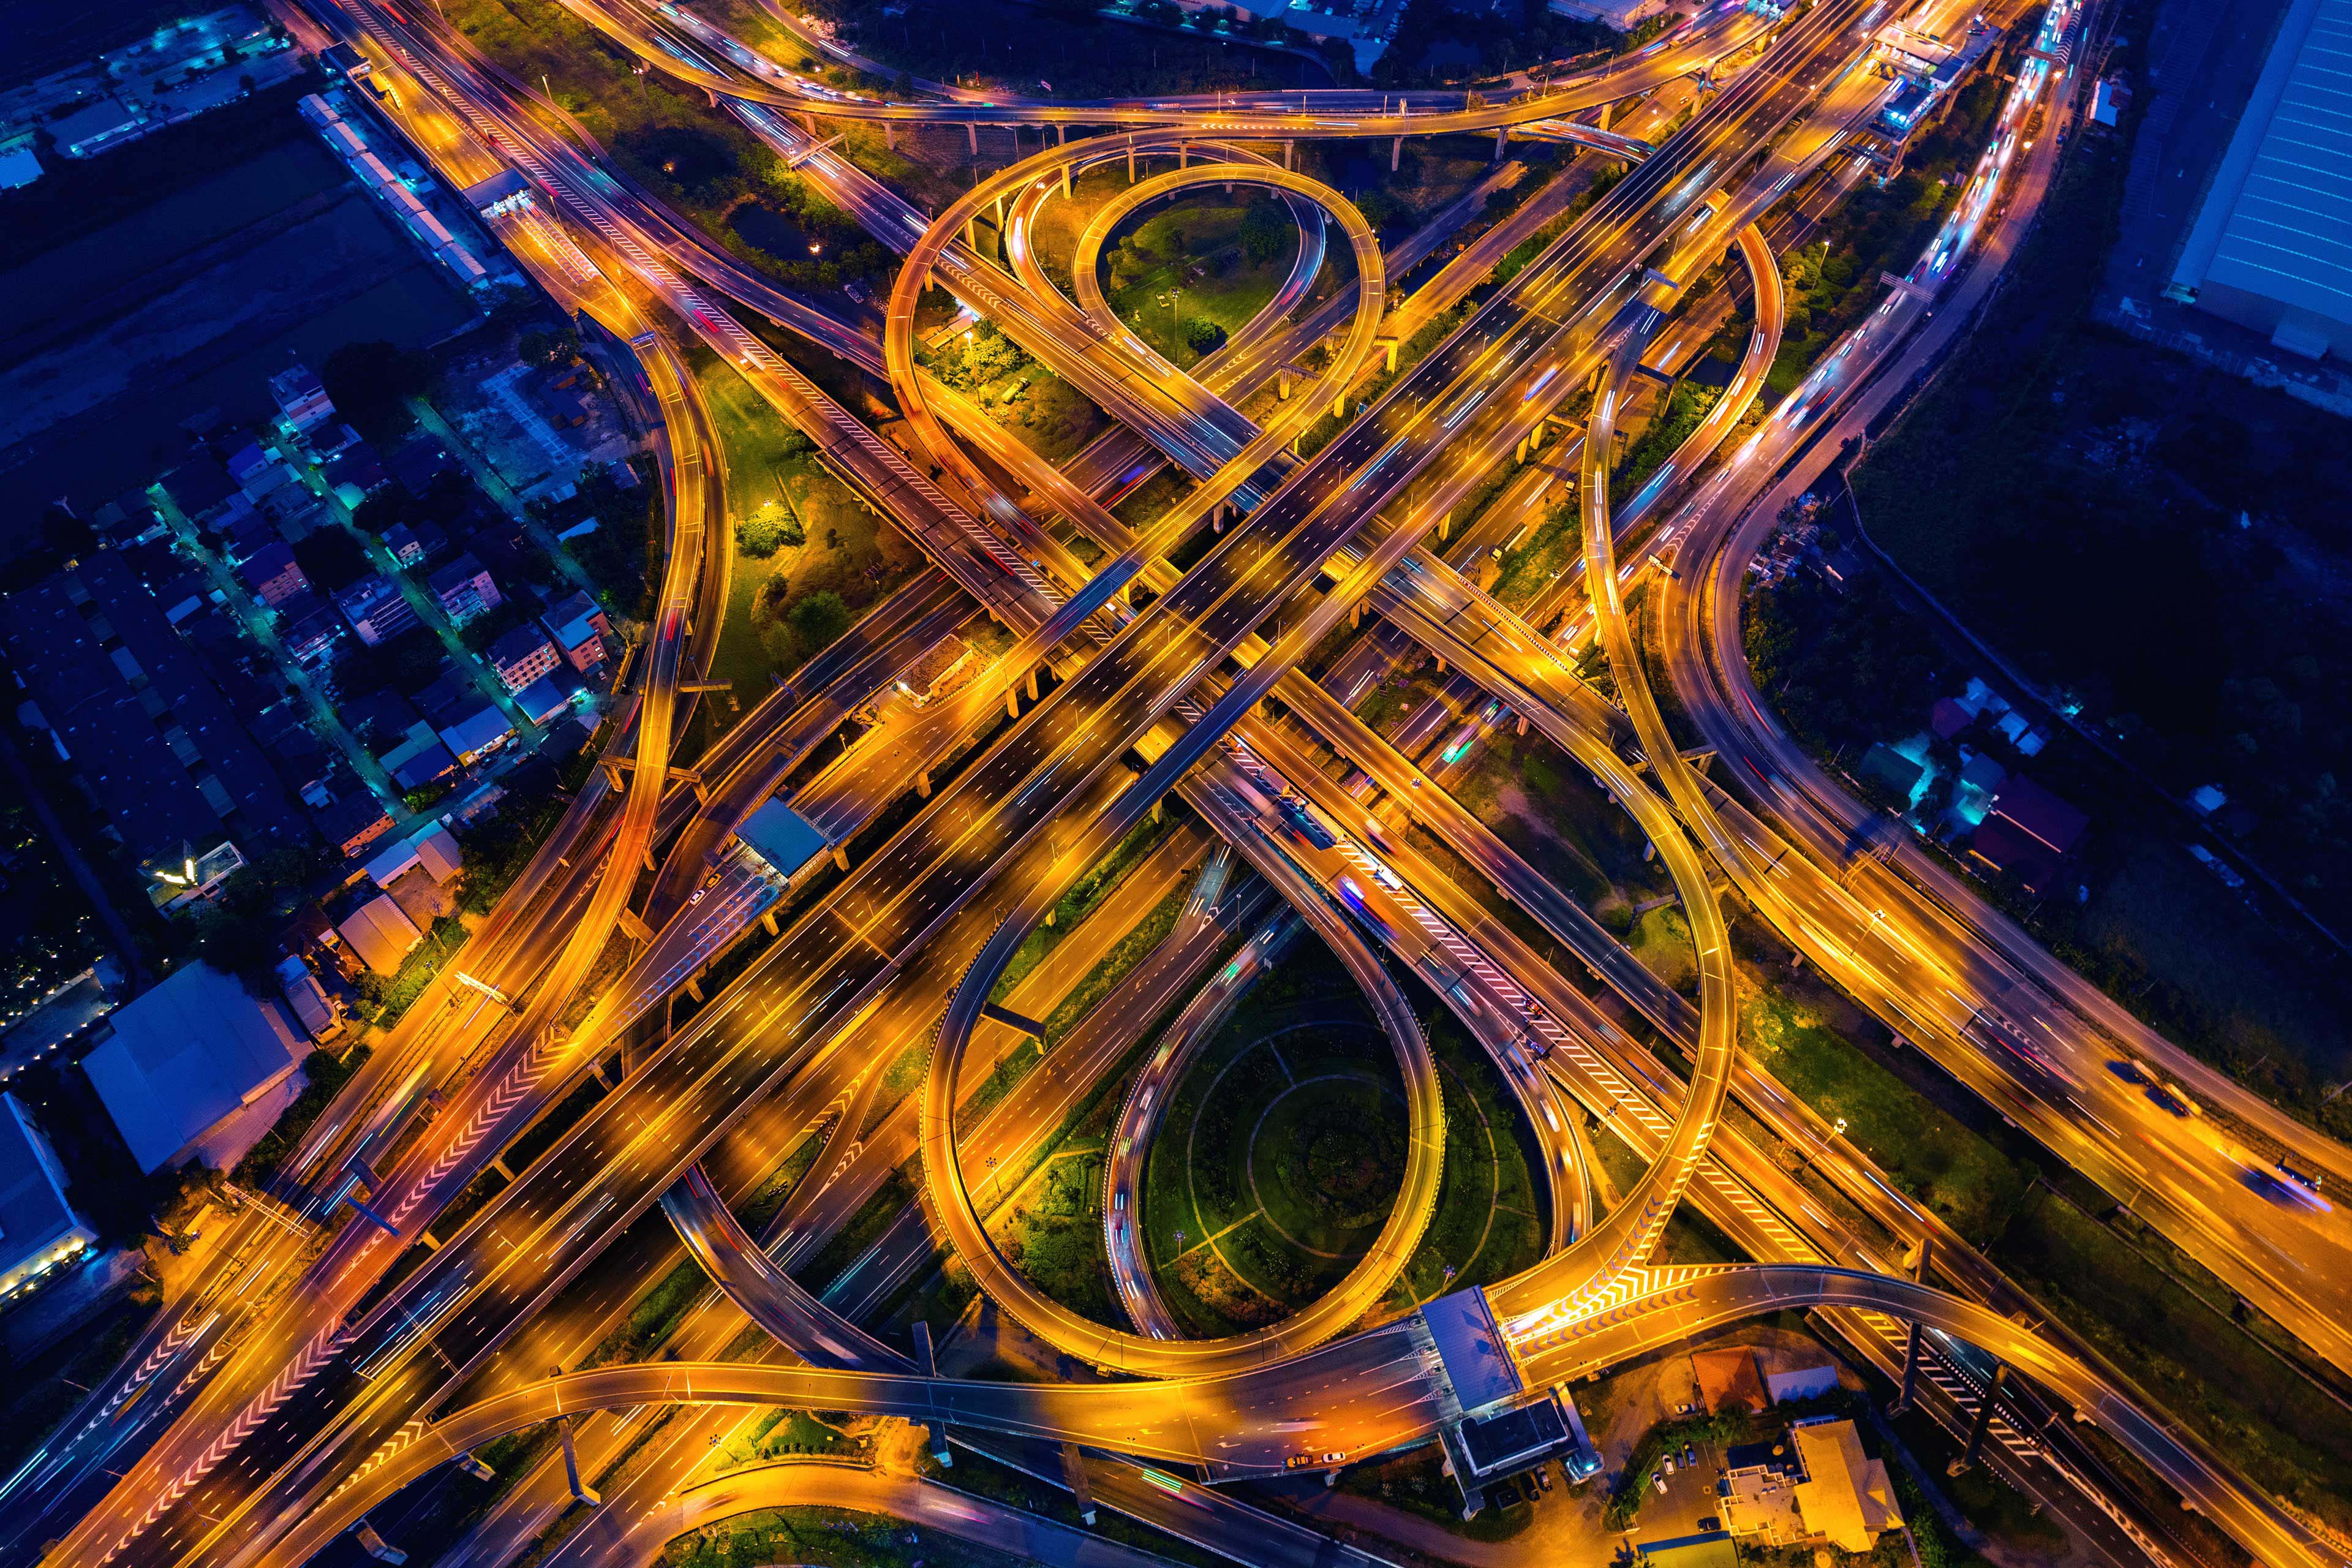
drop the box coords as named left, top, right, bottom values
left=735, top=510, right=803, bottom=557
left=1184, top=317, right=1224, bottom=353
left=519, top=326, right=580, bottom=369
left=322, top=341, right=434, bottom=443
left=790, top=590, right=851, bottom=652
left=1239, top=197, right=1289, bottom=266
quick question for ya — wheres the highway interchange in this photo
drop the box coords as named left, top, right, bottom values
left=21, top=1, right=2352, bottom=1567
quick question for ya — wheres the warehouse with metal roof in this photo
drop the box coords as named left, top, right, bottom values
left=2168, top=0, right=2352, bottom=359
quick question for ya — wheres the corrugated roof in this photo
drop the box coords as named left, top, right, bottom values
left=2174, top=0, right=2352, bottom=334
left=83, top=963, right=306, bottom=1172
left=338, top=894, right=423, bottom=975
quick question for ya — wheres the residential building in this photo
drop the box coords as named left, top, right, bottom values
left=2168, top=0, right=2352, bottom=358
left=540, top=589, right=610, bottom=672
left=511, top=674, right=570, bottom=726
left=0, top=1094, right=97, bottom=1302
left=1719, top=1419, right=1901, bottom=1554
left=268, top=363, right=336, bottom=435
left=437, top=706, right=513, bottom=766
left=427, top=551, right=500, bottom=625
left=382, top=729, right=458, bottom=792
left=238, top=540, right=307, bottom=608
left=388, top=434, right=456, bottom=496
left=1, top=552, right=304, bottom=898
left=80, top=962, right=310, bottom=1173
left=1691, top=1347, right=1770, bottom=1415
left=362, top=824, right=461, bottom=890
left=335, top=575, right=420, bottom=646
left=379, top=521, right=429, bottom=567
left=277, top=592, right=344, bottom=669
left=314, top=790, right=394, bottom=856
left=322, top=440, right=385, bottom=505
left=156, top=458, right=241, bottom=524
left=485, top=622, right=559, bottom=693
left=225, top=440, right=292, bottom=501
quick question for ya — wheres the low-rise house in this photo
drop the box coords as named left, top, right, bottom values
left=239, top=540, right=308, bottom=608
left=485, top=621, right=559, bottom=693
left=1969, top=775, right=2090, bottom=895
left=427, top=551, right=500, bottom=625
left=314, top=790, right=394, bottom=857
left=1718, top=1419, right=1901, bottom=1555
left=157, top=458, right=242, bottom=524
left=539, top=589, right=611, bottom=672
left=277, top=592, right=344, bottom=668
left=336, top=575, right=420, bottom=646
left=268, top=363, right=336, bottom=435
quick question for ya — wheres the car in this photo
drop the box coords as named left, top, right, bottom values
left=2148, top=1079, right=2201, bottom=1118
left=1683, top=1444, right=1697, bottom=1468
left=2108, top=1057, right=2152, bottom=1085
left=1662, top=1457, right=1674, bottom=1476
left=689, top=870, right=722, bottom=905
left=1652, top=1471, right=1666, bottom=1494
left=1321, top=1450, right=1348, bottom=1464
left=1287, top=1454, right=1314, bottom=1469
left=1534, top=1466, right=1553, bottom=1493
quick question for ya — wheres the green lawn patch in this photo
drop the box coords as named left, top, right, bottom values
left=1740, top=985, right=2030, bottom=1247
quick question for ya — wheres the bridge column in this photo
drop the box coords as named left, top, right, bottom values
left=1178, top=141, right=1189, bottom=168
left=914, top=1323, right=953, bottom=1466
left=1350, top=601, right=1362, bottom=629
left=916, top=769, right=932, bottom=799
left=1061, top=159, right=1072, bottom=198
left=1951, top=1363, right=2006, bottom=1475
left=1493, top=124, right=1508, bottom=161
left=1516, top=714, right=1528, bottom=735
left=559, top=1418, right=601, bottom=1507
left=966, top=123, right=978, bottom=156
left=1391, top=137, right=1402, bottom=172
left=1276, top=368, right=1291, bottom=399
left=1060, top=1444, right=1098, bottom=1525
left=885, top=122, right=895, bottom=149
left=1025, top=668, right=1040, bottom=702
left=1380, top=339, right=1398, bottom=374
left=963, top=214, right=977, bottom=249
left=1128, top=138, right=1136, bottom=183
left=831, top=843, right=851, bottom=872
left=1889, top=1237, right=1932, bottom=1415
left=761, top=908, right=780, bottom=935
left=1283, top=139, right=1294, bottom=170
left=1436, top=511, right=1449, bottom=541
left=1007, top=686, right=1021, bottom=718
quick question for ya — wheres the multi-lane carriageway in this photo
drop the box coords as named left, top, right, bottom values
left=41, top=9, right=2352, bottom=1568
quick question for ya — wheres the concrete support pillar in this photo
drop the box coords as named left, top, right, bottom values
left=761, top=908, right=780, bottom=936
left=1127, top=140, right=1136, bottom=183
left=1061, top=1444, right=1098, bottom=1525
left=1025, top=668, right=1039, bottom=702
left=1516, top=714, right=1528, bottom=736
left=965, top=123, right=978, bottom=156
left=1381, top=340, right=1398, bottom=374
left=1597, top=100, right=1612, bottom=132
left=1892, top=1321, right=1924, bottom=1415
left=1277, top=368, right=1291, bottom=399
left=1494, top=124, right=1508, bottom=160
left=1436, top=513, right=1448, bottom=540
left=1152, top=796, right=1164, bottom=823
left=1953, top=1363, right=2006, bottom=1475
left=458, top=1451, right=495, bottom=1482
left=601, top=757, right=627, bottom=794
left=1436, top=654, right=1447, bottom=674
left=1006, top=687, right=1021, bottom=718
left=1350, top=601, right=1362, bottom=629
left=886, top=123, right=895, bottom=149
left=994, top=192, right=1005, bottom=227
left=1391, top=137, right=1401, bottom=172
left=963, top=214, right=976, bottom=249
left=916, top=769, right=932, bottom=798
left=684, top=973, right=704, bottom=1003
left=354, top=1522, right=407, bottom=1565
left=913, top=1324, right=952, bottom=1466
left=1330, top=392, right=1345, bottom=420
left=1283, top=139, right=1294, bottom=170
left=1060, top=159, right=1071, bottom=198
left=559, top=1419, right=601, bottom=1507
left=1178, top=141, right=1189, bottom=168
left=617, top=905, right=654, bottom=944
left=831, top=844, right=851, bottom=872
